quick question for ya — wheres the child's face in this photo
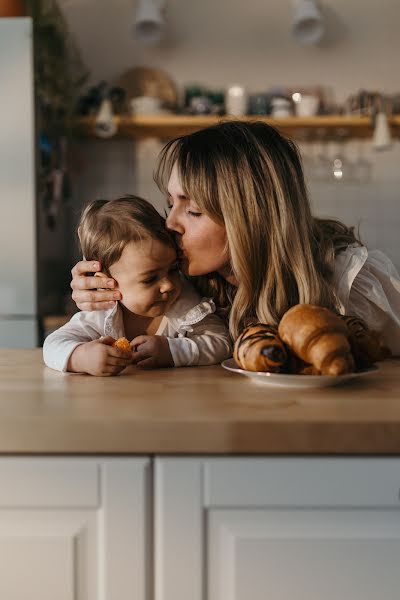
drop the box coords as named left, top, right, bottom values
left=109, top=238, right=182, bottom=318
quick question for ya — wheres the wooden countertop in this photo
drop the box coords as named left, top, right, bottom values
left=0, top=349, right=399, bottom=455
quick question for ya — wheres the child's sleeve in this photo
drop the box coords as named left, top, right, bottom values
left=167, top=313, right=232, bottom=367
left=42, top=311, right=105, bottom=372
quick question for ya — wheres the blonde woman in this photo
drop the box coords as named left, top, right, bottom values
left=70, top=121, right=400, bottom=354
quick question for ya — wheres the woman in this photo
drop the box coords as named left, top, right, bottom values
left=71, top=121, right=400, bottom=353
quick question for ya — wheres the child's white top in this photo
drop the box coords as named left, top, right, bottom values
left=43, top=278, right=232, bottom=372
left=334, top=245, right=400, bottom=354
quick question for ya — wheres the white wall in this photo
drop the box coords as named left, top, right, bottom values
left=59, top=0, right=400, bottom=100
left=61, top=0, right=400, bottom=268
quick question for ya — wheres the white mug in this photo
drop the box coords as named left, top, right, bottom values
left=270, top=97, right=292, bottom=118
left=225, top=85, right=248, bottom=116
left=295, top=94, right=320, bottom=117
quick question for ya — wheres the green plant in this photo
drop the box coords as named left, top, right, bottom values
left=25, top=0, right=89, bottom=135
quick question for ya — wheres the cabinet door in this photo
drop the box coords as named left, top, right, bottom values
left=0, top=458, right=150, bottom=600
left=155, top=457, right=400, bottom=600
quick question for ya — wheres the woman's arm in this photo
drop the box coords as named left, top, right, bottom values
left=70, top=260, right=121, bottom=311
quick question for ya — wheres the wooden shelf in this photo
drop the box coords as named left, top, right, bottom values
left=75, top=114, right=400, bottom=140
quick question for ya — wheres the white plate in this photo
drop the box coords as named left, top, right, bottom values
left=221, top=358, right=379, bottom=389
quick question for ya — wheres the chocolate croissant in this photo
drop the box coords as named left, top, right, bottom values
left=340, top=315, right=391, bottom=369
left=234, top=323, right=288, bottom=372
left=278, top=304, right=355, bottom=376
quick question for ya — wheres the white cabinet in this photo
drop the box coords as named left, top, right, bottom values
left=155, top=457, right=400, bottom=600
left=0, top=458, right=150, bottom=600
left=3, top=456, right=400, bottom=599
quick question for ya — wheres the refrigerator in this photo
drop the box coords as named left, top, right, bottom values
left=0, top=18, right=38, bottom=347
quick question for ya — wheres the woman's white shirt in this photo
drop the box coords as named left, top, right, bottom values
left=43, top=278, right=232, bottom=372
left=334, top=245, right=400, bottom=354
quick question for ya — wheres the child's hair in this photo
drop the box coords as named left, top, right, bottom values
left=79, top=195, right=176, bottom=277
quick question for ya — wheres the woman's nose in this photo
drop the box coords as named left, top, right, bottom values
left=166, top=207, right=184, bottom=234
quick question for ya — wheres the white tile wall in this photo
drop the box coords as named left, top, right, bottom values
left=304, top=140, right=400, bottom=269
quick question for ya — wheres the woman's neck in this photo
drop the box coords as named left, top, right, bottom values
left=218, top=263, right=238, bottom=286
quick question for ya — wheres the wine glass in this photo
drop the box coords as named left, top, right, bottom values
left=352, top=140, right=372, bottom=183
left=329, top=128, right=354, bottom=182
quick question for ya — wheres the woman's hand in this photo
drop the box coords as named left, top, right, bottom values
left=70, top=260, right=121, bottom=311
left=67, top=336, right=132, bottom=376
left=130, top=335, right=174, bottom=369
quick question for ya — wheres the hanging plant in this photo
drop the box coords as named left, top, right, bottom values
left=25, top=0, right=89, bottom=136
left=22, top=0, right=89, bottom=230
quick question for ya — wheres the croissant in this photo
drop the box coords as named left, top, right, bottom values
left=234, top=323, right=288, bottom=372
left=278, top=304, right=354, bottom=376
left=340, top=315, right=391, bottom=369
left=288, top=355, right=321, bottom=375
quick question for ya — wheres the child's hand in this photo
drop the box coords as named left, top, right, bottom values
left=68, top=336, right=132, bottom=376
left=130, top=335, right=174, bottom=369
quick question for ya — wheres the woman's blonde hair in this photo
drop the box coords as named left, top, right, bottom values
left=155, top=120, right=361, bottom=338
left=79, top=195, right=175, bottom=277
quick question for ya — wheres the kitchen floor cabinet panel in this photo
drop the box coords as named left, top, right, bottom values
left=155, top=457, right=400, bottom=600
left=208, top=509, right=400, bottom=600
left=0, top=458, right=150, bottom=600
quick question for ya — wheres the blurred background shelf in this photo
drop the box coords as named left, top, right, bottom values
left=75, top=115, right=400, bottom=140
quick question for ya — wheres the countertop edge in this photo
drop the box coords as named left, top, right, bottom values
left=1, top=420, right=400, bottom=455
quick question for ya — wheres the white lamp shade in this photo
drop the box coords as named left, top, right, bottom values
left=133, top=0, right=164, bottom=45
left=372, top=112, right=392, bottom=151
left=292, top=0, right=325, bottom=45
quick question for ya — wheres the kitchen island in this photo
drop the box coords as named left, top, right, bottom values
left=1, top=349, right=400, bottom=600
left=0, top=349, right=399, bottom=454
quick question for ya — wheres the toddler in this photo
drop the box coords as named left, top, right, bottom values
left=43, top=195, right=232, bottom=376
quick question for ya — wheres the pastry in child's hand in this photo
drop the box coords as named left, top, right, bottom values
left=278, top=304, right=354, bottom=376
left=113, top=337, right=131, bottom=353
left=340, top=315, right=391, bottom=369
left=234, top=323, right=288, bottom=372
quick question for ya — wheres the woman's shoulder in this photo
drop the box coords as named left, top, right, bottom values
left=334, top=244, right=399, bottom=288
left=334, top=245, right=400, bottom=351
left=333, top=244, right=368, bottom=310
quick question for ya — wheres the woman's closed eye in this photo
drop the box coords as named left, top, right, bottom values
left=166, top=196, right=202, bottom=217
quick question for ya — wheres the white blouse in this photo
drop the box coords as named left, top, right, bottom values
left=334, top=245, right=400, bottom=355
